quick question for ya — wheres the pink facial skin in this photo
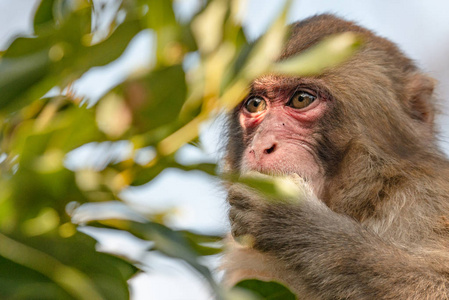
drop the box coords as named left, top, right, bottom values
left=238, top=78, right=330, bottom=183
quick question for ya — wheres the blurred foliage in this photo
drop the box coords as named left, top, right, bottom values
left=234, top=280, right=297, bottom=300
left=0, top=0, right=360, bottom=299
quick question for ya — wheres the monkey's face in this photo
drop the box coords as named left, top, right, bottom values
left=236, top=75, right=332, bottom=186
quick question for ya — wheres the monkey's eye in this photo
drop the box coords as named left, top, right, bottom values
left=244, top=97, right=267, bottom=113
left=288, top=92, right=316, bottom=109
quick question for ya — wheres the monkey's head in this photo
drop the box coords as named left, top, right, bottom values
left=225, top=14, right=437, bottom=199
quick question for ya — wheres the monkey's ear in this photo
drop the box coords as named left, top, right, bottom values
left=405, top=73, right=436, bottom=125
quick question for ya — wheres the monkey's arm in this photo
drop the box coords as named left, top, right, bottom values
left=228, top=184, right=449, bottom=299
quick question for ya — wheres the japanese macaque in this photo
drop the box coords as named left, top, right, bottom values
left=223, top=14, right=449, bottom=299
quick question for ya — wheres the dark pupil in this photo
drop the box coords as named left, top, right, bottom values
left=251, top=99, right=261, bottom=107
left=298, top=94, right=309, bottom=101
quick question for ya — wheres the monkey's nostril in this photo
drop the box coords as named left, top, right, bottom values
left=264, top=144, right=276, bottom=154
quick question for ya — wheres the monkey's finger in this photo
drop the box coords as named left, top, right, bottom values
left=230, top=208, right=254, bottom=235
left=227, top=184, right=260, bottom=209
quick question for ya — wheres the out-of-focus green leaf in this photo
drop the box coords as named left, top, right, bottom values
left=131, top=160, right=217, bottom=186
left=140, top=0, right=195, bottom=66
left=237, top=0, right=291, bottom=80
left=3, top=102, right=106, bottom=223
left=192, top=0, right=228, bottom=54
left=123, top=64, right=187, bottom=133
left=235, top=280, right=297, bottom=300
left=157, top=114, right=207, bottom=156
left=0, top=50, right=51, bottom=109
left=0, top=7, right=142, bottom=112
left=34, top=0, right=56, bottom=34
left=224, top=172, right=303, bottom=203
left=219, top=37, right=253, bottom=93
left=0, top=255, right=72, bottom=299
left=224, top=288, right=261, bottom=300
left=181, top=230, right=222, bottom=256
left=92, top=219, right=222, bottom=296
left=272, top=32, right=362, bottom=76
left=0, top=231, right=138, bottom=300
left=0, top=7, right=90, bottom=110
left=74, top=19, right=142, bottom=71
left=143, top=0, right=177, bottom=29
left=53, top=0, right=91, bottom=25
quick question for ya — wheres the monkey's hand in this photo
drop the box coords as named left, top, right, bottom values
left=228, top=174, right=318, bottom=249
left=228, top=183, right=266, bottom=243
left=227, top=175, right=449, bottom=299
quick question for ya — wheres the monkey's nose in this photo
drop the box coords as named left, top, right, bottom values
left=248, top=136, right=278, bottom=160
left=250, top=143, right=277, bottom=158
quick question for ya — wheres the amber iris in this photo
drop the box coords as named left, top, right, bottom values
left=288, top=92, right=316, bottom=109
left=244, top=97, right=267, bottom=113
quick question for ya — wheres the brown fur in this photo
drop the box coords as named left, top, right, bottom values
left=223, top=14, right=449, bottom=299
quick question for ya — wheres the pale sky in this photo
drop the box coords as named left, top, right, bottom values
left=2, top=0, right=449, bottom=299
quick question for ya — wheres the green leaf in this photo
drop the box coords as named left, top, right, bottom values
left=131, top=161, right=217, bottom=186
left=5, top=102, right=105, bottom=222
left=0, top=50, right=51, bottom=109
left=122, top=64, right=188, bottom=133
left=142, top=0, right=177, bottom=29
left=235, top=280, right=297, bottom=300
left=140, top=0, right=195, bottom=65
left=74, top=19, right=142, bottom=72
left=192, top=0, right=228, bottom=54
left=0, top=8, right=142, bottom=112
left=0, top=231, right=138, bottom=300
left=181, top=230, right=222, bottom=256
left=92, top=219, right=223, bottom=296
left=34, top=0, right=56, bottom=34
left=225, top=172, right=304, bottom=203
left=272, top=32, right=362, bottom=76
